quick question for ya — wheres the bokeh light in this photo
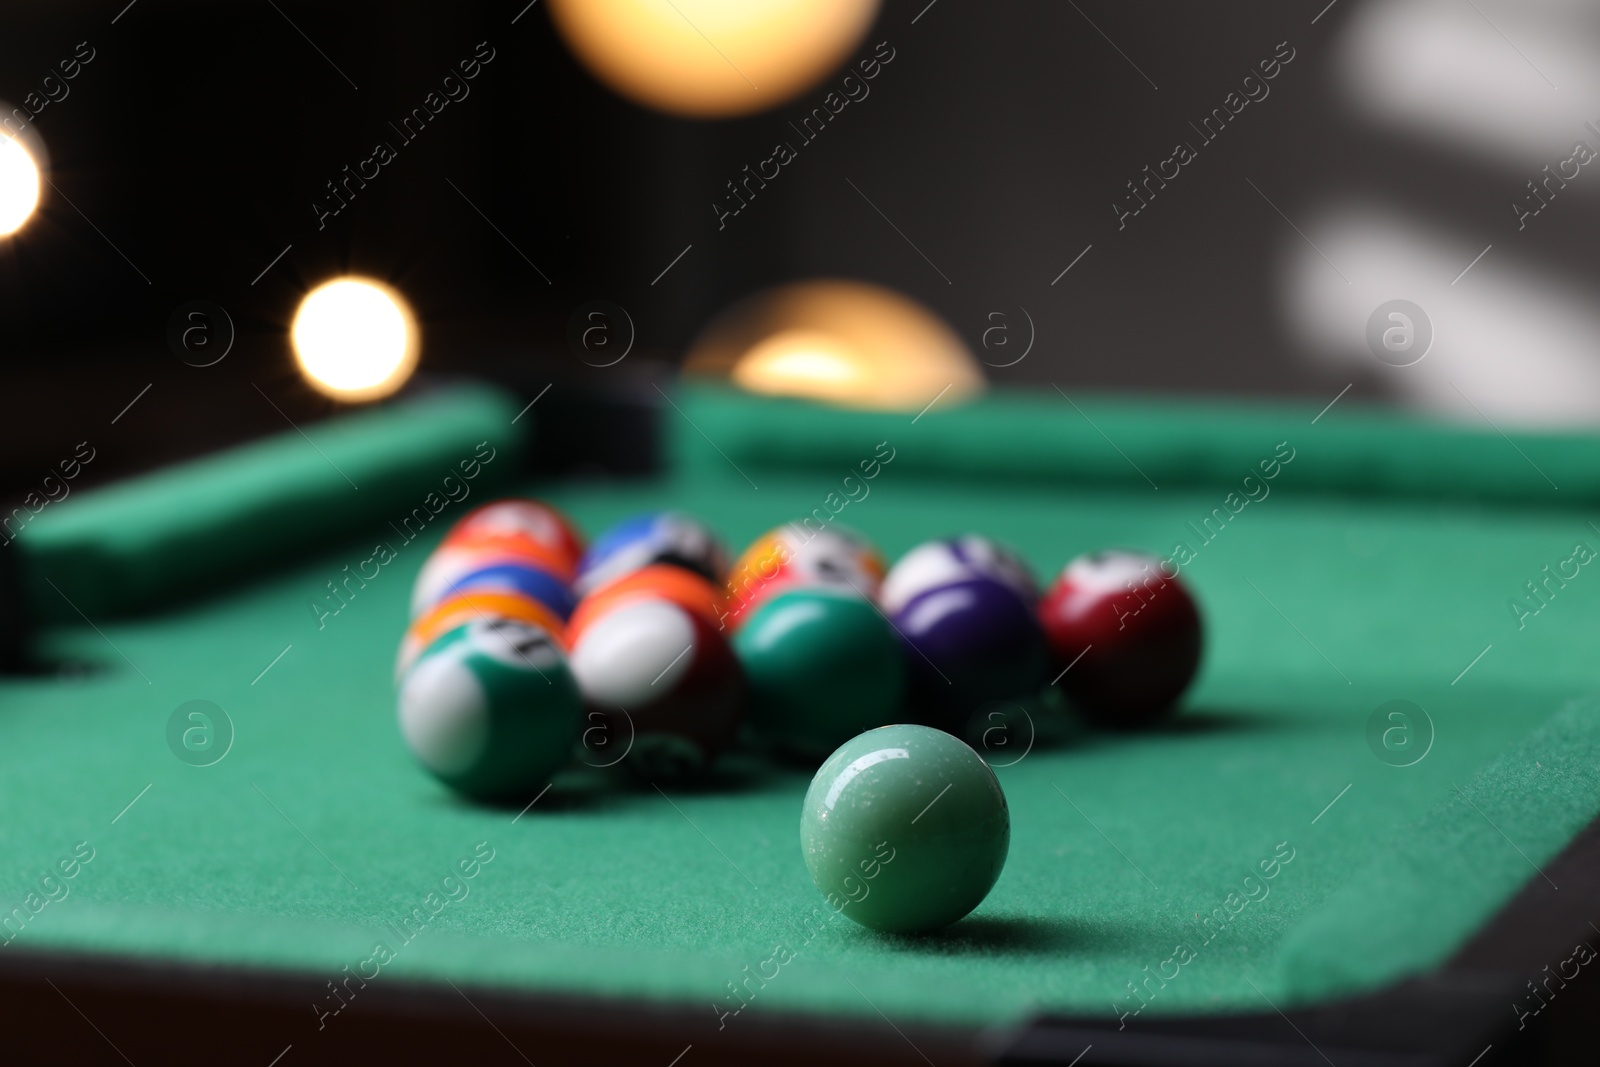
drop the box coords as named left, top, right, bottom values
left=685, top=279, right=984, bottom=411
left=734, top=330, right=868, bottom=400
left=546, top=0, right=881, bottom=118
left=0, top=133, right=41, bottom=238
left=291, top=277, right=419, bottom=402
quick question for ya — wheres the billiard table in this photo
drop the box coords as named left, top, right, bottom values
left=4, top=380, right=1600, bottom=1066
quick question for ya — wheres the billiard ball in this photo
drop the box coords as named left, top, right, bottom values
left=576, top=512, right=728, bottom=596
left=567, top=564, right=726, bottom=636
left=398, top=590, right=567, bottom=678
left=440, top=499, right=584, bottom=578
left=880, top=535, right=1038, bottom=615
left=412, top=543, right=575, bottom=615
left=800, top=724, right=1009, bottom=933
left=566, top=597, right=744, bottom=780
left=1038, top=550, right=1202, bottom=727
left=397, top=618, right=581, bottom=800
left=428, top=560, right=576, bottom=621
left=887, top=574, right=1049, bottom=732
left=724, top=523, right=886, bottom=628
left=732, top=588, right=904, bottom=759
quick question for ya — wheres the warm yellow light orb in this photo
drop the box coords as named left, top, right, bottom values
left=687, top=280, right=985, bottom=412
left=0, top=134, right=41, bottom=237
left=547, top=0, right=881, bottom=118
left=733, top=330, right=866, bottom=402
left=291, top=277, right=419, bottom=402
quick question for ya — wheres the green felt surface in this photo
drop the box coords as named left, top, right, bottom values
left=2, top=384, right=1598, bottom=1035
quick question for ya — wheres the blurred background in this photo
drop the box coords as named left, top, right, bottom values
left=2, top=0, right=1597, bottom=495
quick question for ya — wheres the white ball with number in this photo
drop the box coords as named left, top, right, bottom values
left=397, top=619, right=581, bottom=800
left=881, top=535, right=1038, bottom=615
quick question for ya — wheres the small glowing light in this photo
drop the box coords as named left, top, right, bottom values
left=0, top=135, right=41, bottom=237
left=687, top=280, right=984, bottom=412
left=291, top=277, right=419, bottom=402
left=546, top=0, right=880, bottom=118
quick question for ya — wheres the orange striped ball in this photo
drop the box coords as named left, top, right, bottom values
left=398, top=590, right=567, bottom=678
left=568, top=564, right=728, bottom=643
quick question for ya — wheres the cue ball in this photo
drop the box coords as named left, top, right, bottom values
left=801, top=724, right=1009, bottom=934
left=1038, top=550, right=1203, bottom=727
left=732, top=588, right=904, bottom=760
left=397, top=618, right=581, bottom=801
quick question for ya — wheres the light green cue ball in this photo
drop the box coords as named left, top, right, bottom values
left=398, top=618, right=581, bottom=801
left=800, top=724, right=1010, bottom=934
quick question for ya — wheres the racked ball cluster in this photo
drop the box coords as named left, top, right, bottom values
left=396, top=504, right=1204, bottom=931
left=398, top=503, right=744, bottom=795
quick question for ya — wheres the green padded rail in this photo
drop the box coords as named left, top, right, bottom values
left=673, top=385, right=1592, bottom=506
left=13, top=384, right=526, bottom=622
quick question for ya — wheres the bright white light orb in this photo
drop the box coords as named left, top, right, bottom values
left=0, top=135, right=41, bottom=237
left=291, top=277, right=419, bottom=402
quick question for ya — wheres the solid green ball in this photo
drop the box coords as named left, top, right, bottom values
left=800, top=724, right=1009, bottom=933
left=733, top=588, right=905, bottom=759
